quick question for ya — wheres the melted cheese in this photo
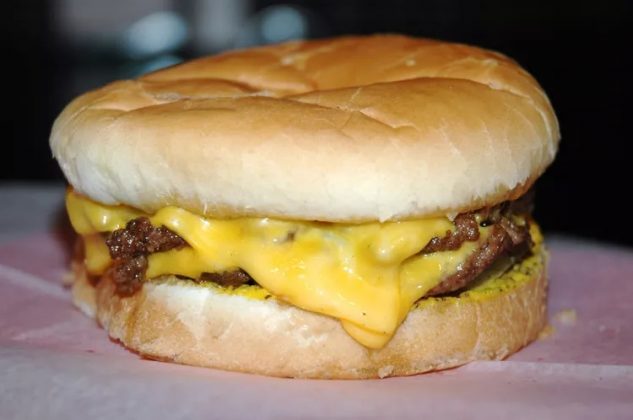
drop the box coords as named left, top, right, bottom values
left=66, top=190, right=491, bottom=348
left=83, top=234, right=112, bottom=274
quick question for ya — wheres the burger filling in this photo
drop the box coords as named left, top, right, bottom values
left=66, top=190, right=534, bottom=348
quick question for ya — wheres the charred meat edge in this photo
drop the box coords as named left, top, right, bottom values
left=105, top=217, right=186, bottom=296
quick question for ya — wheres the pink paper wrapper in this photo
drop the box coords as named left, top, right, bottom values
left=1, top=232, right=632, bottom=419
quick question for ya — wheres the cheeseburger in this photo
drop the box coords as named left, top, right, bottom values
left=51, top=35, right=559, bottom=378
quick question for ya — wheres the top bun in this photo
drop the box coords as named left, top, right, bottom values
left=51, top=35, right=559, bottom=222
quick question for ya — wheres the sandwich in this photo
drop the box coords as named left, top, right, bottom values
left=50, top=35, right=559, bottom=378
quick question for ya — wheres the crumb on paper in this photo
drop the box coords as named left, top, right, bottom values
left=554, top=308, right=577, bottom=326
left=538, top=324, right=555, bottom=340
left=62, top=270, right=74, bottom=287
left=378, top=365, right=394, bottom=378
left=597, top=324, right=621, bottom=335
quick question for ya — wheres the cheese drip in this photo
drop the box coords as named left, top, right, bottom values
left=66, top=191, right=491, bottom=348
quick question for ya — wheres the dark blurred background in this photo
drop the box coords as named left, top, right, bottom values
left=6, top=0, right=633, bottom=245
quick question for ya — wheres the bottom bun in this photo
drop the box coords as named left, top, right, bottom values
left=71, top=246, right=547, bottom=379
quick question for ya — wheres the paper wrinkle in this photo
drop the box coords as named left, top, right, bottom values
left=0, top=264, right=68, bottom=300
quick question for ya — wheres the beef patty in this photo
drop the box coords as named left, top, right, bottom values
left=97, top=197, right=532, bottom=297
left=105, top=217, right=186, bottom=296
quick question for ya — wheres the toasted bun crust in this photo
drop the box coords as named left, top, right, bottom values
left=51, top=35, right=559, bottom=222
left=71, top=248, right=547, bottom=379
